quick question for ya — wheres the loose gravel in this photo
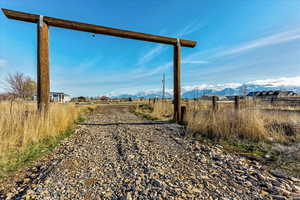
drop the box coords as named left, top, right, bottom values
left=1, top=104, right=300, bottom=200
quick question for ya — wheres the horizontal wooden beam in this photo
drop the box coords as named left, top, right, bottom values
left=2, top=8, right=197, bottom=48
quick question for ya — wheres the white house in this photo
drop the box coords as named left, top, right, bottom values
left=50, top=92, right=71, bottom=103
left=33, top=92, right=71, bottom=103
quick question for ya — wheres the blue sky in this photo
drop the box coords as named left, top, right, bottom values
left=1, top=0, right=300, bottom=96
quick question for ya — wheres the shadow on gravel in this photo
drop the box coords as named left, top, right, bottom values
left=80, top=121, right=173, bottom=126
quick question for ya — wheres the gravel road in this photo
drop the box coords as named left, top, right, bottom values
left=1, top=104, right=300, bottom=200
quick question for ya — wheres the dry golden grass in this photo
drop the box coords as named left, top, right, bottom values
left=134, top=99, right=173, bottom=120
left=151, top=100, right=173, bottom=119
left=187, top=108, right=290, bottom=142
left=140, top=99, right=300, bottom=142
left=0, top=100, right=81, bottom=175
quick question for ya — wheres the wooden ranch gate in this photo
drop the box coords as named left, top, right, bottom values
left=2, top=8, right=197, bottom=122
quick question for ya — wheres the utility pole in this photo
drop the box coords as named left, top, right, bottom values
left=162, top=73, right=166, bottom=100
left=240, top=84, right=248, bottom=97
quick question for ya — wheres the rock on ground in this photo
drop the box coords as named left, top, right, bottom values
left=1, top=104, right=300, bottom=200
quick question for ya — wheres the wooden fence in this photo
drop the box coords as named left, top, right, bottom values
left=146, top=96, right=300, bottom=124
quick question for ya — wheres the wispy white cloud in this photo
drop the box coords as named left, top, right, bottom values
left=132, top=62, right=173, bottom=78
left=248, top=76, right=300, bottom=87
left=105, top=88, right=173, bottom=97
left=182, top=83, right=242, bottom=92
left=0, top=59, right=8, bottom=68
left=54, top=26, right=300, bottom=96
left=53, top=60, right=172, bottom=89
left=218, top=27, right=300, bottom=57
left=176, top=19, right=205, bottom=37
left=136, top=20, right=204, bottom=67
left=132, top=58, right=208, bottom=79
left=74, top=56, right=102, bottom=73
left=137, top=45, right=164, bottom=65
left=52, top=56, right=102, bottom=79
left=185, top=76, right=300, bottom=91
left=181, top=26, right=300, bottom=75
left=182, top=60, right=208, bottom=64
left=106, top=76, right=300, bottom=96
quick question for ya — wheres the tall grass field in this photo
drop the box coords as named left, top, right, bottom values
left=136, top=98, right=300, bottom=142
left=134, top=98, right=300, bottom=176
left=0, top=101, right=82, bottom=178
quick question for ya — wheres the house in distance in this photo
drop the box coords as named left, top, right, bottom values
left=50, top=92, right=71, bottom=103
left=247, top=90, right=298, bottom=100
left=33, top=92, right=71, bottom=102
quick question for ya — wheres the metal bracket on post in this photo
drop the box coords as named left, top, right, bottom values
left=39, top=15, right=44, bottom=27
left=177, top=38, right=181, bottom=47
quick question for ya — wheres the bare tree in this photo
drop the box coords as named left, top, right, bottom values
left=5, top=72, right=37, bottom=99
left=24, top=78, right=36, bottom=98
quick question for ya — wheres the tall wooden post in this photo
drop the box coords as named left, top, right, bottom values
left=180, top=106, right=186, bottom=124
left=212, top=96, right=217, bottom=111
left=173, top=39, right=181, bottom=122
left=234, top=96, right=240, bottom=111
left=37, top=15, right=50, bottom=112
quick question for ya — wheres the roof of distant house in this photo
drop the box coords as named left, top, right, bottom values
left=247, top=90, right=297, bottom=96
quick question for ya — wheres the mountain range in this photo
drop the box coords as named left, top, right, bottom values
left=108, top=77, right=300, bottom=99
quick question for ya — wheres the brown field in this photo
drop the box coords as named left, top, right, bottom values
left=0, top=101, right=83, bottom=177
left=136, top=98, right=300, bottom=142
left=134, top=98, right=300, bottom=176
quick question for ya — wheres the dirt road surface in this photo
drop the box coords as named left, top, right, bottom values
left=1, top=105, right=300, bottom=199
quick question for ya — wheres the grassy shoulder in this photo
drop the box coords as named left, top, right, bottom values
left=130, top=104, right=160, bottom=121
left=0, top=105, right=93, bottom=180
left=130, top=103, right=172, bottom=121
left=192, top=134, right=300, bottom=178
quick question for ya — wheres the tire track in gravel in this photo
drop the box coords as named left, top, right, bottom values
left=111, top=124, right=152, bottom=199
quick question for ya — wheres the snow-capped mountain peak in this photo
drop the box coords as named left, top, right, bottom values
left=105, top=77, right=300, bottom=99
